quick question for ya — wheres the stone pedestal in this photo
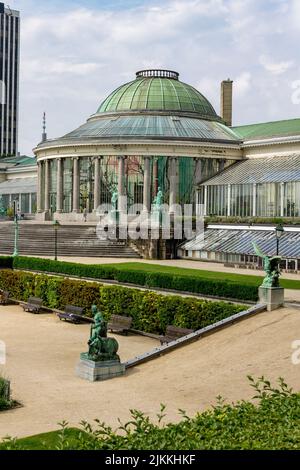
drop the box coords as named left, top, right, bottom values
left=259, top=287, right=284, bottom=312
left=76, top=356, right=125, bottom=382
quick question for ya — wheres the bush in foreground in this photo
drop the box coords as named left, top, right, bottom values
left=2, top=378, right=300, bottom=450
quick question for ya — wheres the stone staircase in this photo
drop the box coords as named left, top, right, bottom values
left=0, top=223, right=141, bottom=258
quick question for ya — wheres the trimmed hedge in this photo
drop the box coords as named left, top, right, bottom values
left=0, top=270, right=246, bottom=334
left=0, top=256, right=13, bottom=269
left=11, top=257, right=259, bottom=301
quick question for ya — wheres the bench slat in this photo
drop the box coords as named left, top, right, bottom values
left=108, top=314, right=133, bottom=335
left=160, top=325, right=193, bottom=344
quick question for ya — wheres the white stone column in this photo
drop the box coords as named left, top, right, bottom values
left=253, top=183, right=257, bottom=217
left=204, top=186, right=208, bottom=217
left=118, top=156, right=126, bottom=212
left=94, top=157, right=101, bottom=212
left=280, top=182, right=285, bottom=217
left=44, top=159, right=50, bottom=213
left=227, top=184, right=231, bottom=217
left=37, top=161, right=43, bottom=212
left=169, top=157, right=178, bottom=212
left=143, top=156, right=151, bottom=212
left=56, top=158, right=63, bottom=213
left=72, top=157, right=80, bottom=213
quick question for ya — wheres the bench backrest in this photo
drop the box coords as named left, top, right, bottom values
left=110, top=314, right=132, bottom=326
left=65, top=305, right=84, bottom=316
left=28, top=297, right=43, bottom=306
left=165, top=325, right=193, bottom=339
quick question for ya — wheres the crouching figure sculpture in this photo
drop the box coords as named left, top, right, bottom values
left=86, top=305, right=120, bottom=362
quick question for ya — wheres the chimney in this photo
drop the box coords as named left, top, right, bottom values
left=220, top=79, right=233, bottom=127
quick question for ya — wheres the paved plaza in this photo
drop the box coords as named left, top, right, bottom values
left=0, top=304, right=300, bottom=439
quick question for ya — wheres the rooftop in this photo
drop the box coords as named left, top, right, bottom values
left=201, top=154, right=300, bottom=185
left=97, top=69, right=220, bottom=121
left=232, top=119, right=300, bottom=141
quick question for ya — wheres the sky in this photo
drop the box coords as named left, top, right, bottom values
left=10, top=0, right=300, bottom=155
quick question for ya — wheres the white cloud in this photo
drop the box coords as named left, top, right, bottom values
left=259, top=55, right=294, bottom=75
left=13, top=0, right=300, bottom=154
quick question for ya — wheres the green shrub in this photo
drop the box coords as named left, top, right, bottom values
left=0, top=270, right=246, bottom=335
left=0, top=256, right=13, bottom=269
left=0, top=377, right=11, bottom=412
left=2, top=378, right=300, bottom=449
left=12, top=257, right=258, bottom=301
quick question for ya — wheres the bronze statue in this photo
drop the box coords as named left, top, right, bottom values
left=86, top=305, right=119, bottom=362
left=253, top=242, right=281, bottom=288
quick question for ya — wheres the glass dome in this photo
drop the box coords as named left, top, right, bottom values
left=97, top=70, right=218, bottom=120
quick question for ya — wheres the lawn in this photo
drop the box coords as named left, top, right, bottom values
left=103, top=262, right=300, bottom=290
left=0, top=428, right=85, bottom=450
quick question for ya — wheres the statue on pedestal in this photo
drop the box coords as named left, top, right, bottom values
left=111, top=188, right=118, bottom=212
left=253, top=242, right=281, bottom=288
left=85, top=305, right=120, bottom=362
left=152, top=187, right=163, bottom=211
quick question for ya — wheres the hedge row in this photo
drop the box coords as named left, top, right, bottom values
left=7, top=256, right=259, bottom=301
left=0, top=270, right=245, bottom=334
left=0, top=256, right=13, bottom=269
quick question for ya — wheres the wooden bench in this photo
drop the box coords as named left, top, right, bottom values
left=160, top=326, right=193, bottom=345
left=57, top=305, right=86, bottom=324
left=108, top=315, right=133, bottom=335
left=22, top=297, right=43, bottom=314
left=0, top=290, right=9, bottom=305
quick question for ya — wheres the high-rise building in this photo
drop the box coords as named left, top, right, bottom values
left=0, top=3, right=20, bottom=157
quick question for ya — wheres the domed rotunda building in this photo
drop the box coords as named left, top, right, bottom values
left=34, top=69, right=242, bottom=222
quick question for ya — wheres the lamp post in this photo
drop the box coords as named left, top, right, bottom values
left=275, top=224, right=284, bottom=255
left=12, top=201, right=19, bottom=257
left=52, top=220, right=60, bottom=261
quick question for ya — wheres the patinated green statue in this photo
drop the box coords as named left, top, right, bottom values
left=253, top=242, right=281, bottom=288
left=85, top=305, right=120, bottom=362
left=111, top=188, right=118, bottom=212
left=0, top=196, right=5, bottom=217
left=153, top=187, right=163, bottom=211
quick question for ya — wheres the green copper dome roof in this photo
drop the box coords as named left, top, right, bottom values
left=97, top=69, right=219, bottom=120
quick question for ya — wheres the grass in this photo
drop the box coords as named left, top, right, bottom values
left=0, top=428, right=85, bottom=450
left=103, top=262, right=300, bottom=290
left=2, top=378, right=300, bottom=450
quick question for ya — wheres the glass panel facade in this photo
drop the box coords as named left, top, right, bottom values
left=63, top=159, right=73, bottom=213
left=21, top=194, right=30, bottom=213
left=49, top=159, right=57, bottom=214
left=256, top=183, right=280, bottom=217
left=231, top=184, right=253, bottom=217
left=201, top=181, right=300, bottom=218
left=206, top=185, right=228, bottom=216
left=100, top=156, right=118, bottom=204
left=80, top=157, right=94, bottom=213
left=284, top=182, right=300, bottom=217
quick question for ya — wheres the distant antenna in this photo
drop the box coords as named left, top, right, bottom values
left=42, top=112, right=47, bottom=143
left=6, top=5, right=13, bottom=16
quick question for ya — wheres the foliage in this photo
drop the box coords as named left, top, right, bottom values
left=205, top=215, right=300, bottom=226
left=12, top=257, right=259, bottom=301
left=0, top=270, right=245, bottom=334
left=2, top=378, right=300, bottom=450
left=6, top=207, right=14, bottom=218
left=0, top=376, right=12, bottom=412
left=0, top=256, right=13, bottom=269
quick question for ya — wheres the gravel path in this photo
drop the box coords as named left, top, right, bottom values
left=1, top=305, right=300, bottom=439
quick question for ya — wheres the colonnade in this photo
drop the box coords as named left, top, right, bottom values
left=37, top=156, right=179, bottom=216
